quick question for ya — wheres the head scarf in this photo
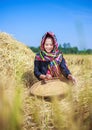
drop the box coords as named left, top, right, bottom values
left=40, top=32, right=58, bottom=52
left=35, top=32, right=63, bottom=77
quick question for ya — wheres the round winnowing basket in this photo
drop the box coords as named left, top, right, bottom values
left=30, top=79, right=69, bottom=98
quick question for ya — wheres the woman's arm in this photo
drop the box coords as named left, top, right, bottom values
left=34, top=60, right=42, bottom=80
left=60, top=57, right=71, bottom=78
left=60, top=57, right=77, bottom=84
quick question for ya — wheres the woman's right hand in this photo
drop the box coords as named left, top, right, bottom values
left=39, top=74, right=52, bottom=80
left=39, top=74, right=47, bottom=80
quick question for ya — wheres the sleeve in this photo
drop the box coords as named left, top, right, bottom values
left=34, top=60, right=42, bottom=80
left=60, top=57, right=71, bottom=78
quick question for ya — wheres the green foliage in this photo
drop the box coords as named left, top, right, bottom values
left=29, top=46, right=40, bottom=53
left=30, top=43, right=92, bottom=54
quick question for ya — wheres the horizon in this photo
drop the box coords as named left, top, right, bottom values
left=0, top=0, right=92, bottom=50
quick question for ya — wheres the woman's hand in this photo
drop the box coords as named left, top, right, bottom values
left=46, top=74, right=52, bottom=80
left=68, top=74, right=77, bottom=84
left=39, top=74, right=47, bottom=80
left=39, top=74, right=52, bottom=80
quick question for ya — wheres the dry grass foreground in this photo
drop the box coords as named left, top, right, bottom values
left=23, top=54, right=92, bottom=130
left=0, top=32, right=37, bottom=130
left=0, top=32, right=92, bottom=130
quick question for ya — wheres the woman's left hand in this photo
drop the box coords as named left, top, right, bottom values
left=68, top=74, right=77, bottom=84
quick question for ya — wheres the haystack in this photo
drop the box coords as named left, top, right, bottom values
left=0, top=32, right=37, bottom=87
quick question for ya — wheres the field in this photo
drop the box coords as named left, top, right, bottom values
left=22, top=54, right=92, bottom=130
left=0, top=33, right=92, bottom=130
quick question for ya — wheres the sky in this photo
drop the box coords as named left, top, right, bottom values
left=0, top=0, right=92, bottom=50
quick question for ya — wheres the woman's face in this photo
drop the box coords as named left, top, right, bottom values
left=44, top=38, right=54, bottom=53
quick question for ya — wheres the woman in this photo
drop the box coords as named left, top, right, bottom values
left=34, top=32, right=76, bottom=84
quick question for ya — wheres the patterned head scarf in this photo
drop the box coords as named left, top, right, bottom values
left=35, top=32, right=63, bottom=77
left=40, top=32, right=58, bottom=52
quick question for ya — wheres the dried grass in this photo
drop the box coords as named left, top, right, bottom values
left=0, top=32, right=37, bottom=87
left=0, top=32, right=92, bottom=130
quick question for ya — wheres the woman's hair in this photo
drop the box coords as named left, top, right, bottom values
left=44, top=34, right=54, bottom=45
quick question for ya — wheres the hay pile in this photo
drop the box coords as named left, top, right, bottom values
left=0, top=32, right=37, bottom=87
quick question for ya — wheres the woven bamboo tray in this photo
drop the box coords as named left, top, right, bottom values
left=30, top=78, right=69, bottom=98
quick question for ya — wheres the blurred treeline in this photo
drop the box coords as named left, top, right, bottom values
left=30, top=43, right=92, bottom=54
